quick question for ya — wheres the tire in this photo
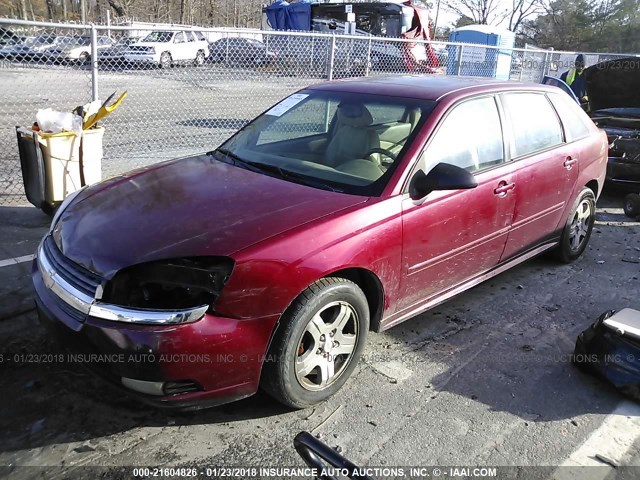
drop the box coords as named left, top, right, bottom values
left=78, top=52, right=90, bottom=65
left=553, top=187, right=596, bottom=263
left=261, top=277, right=369, bottom=409
left=623, top=193, right=640, bottom=218
left=159, top=52, right=172, bottom=69
left=194, top=50, right=205, bottom=66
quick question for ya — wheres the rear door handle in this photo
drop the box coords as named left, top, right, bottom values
left=494, top=182, right=515, bottom=196
left=563, top=156, right=578, bottom=169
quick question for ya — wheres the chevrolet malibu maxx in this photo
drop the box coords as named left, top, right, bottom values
left=34, top=76, right=607, bottom=409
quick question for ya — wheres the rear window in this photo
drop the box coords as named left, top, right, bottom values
left=502, top=93, right=564, bottom=157
left=548, top=92, right=592, bottom=141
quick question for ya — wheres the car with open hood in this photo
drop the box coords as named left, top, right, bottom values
left=584, top=57, right=640, bottom=190
left=33, top=75, right=607, bottom=410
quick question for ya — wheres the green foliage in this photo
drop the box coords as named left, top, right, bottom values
left=526, top=0, right=640, bottom=52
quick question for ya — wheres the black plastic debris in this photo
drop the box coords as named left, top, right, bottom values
left=573, top=309, right=640, bottom=400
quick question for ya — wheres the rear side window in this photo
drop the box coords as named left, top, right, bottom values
left=548, top=92, right=592, bottom=141
left=423, top=96, right=504, bottom=173
left=502, top=93, right=563, bottom=157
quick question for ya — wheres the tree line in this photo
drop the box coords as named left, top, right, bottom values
left=1, top=0, right=264, bottom=28
left=441, top=0, right=640, bottom=52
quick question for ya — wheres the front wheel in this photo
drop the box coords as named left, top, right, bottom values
left=553, top=187, right=596, bottom=263
left=261, top=277, right=369, bottom=409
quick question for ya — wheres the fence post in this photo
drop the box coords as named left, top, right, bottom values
left=456, top=45, right=464, bottom=76
left=327, top=34, right=336, bottom=81
left=90, top=24, right=99, bottom=102
left=543, top=50, right=550, bottom=78
left=365, top=34, right=372, bottom=77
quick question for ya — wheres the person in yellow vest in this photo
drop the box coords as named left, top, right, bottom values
left=561, top=54, right=588, bottom=104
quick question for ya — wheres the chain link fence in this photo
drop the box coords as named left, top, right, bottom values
left=0, top=18, right=634, bottom=206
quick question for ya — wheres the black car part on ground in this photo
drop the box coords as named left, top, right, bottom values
left=294, top=431, right=375, bottom=480
left=573, top=309, right=640, bottom=400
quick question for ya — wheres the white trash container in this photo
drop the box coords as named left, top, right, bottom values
left=17, top=126, right=104, bottom=214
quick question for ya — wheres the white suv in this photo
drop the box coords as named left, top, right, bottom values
left=125, top=30, right=209, bottom=68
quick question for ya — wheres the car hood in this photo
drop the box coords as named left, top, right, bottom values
left=54, top=154, right=367, bottom=278
left=585, top=57, right=640, bottom=112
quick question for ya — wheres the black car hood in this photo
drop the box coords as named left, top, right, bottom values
left=585, top=57, right=640, bottom=112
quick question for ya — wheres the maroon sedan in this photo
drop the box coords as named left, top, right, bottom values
left=33, top=76, right=607, bottom=409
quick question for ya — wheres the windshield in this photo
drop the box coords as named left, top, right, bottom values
left=217, top=90, right=435, bottom=196
left=143, top=31, right=173, bottom=43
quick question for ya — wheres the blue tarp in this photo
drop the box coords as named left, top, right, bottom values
left=265, top=0, right=312, bottom=31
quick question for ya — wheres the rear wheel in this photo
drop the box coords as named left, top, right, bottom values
left=553, top=187, right=596, bottom=263
left=261, top=277, right=369, bottom=408
left=78, top=52, right=90, bottom=65
left=623, top=193, right=640, bottom=218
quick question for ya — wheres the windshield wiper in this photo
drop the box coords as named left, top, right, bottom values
left=208, top=149, right=341, bottom=193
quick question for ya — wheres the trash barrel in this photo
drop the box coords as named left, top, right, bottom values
left=16, top=126, right=104, bottom=214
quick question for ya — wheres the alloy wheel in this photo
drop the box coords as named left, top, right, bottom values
left=568, top=198, right=593, bottom=251
left=295, top=301, right=358, bottom=391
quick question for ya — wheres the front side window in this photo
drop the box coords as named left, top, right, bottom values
left=422, top=96, right=504, bottom=173
left=174, top=32, right=186, bottom=44
left=217, top=91, right=436, bottom=196
left=502, top=92, right=564, bottom=157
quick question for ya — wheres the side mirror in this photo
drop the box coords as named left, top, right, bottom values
left=409, top=162, right=478, bottom=200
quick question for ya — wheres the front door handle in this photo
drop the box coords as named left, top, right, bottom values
left=494, top=182, right=515, bottom=196
left=563, top=156, right=578, bottom=169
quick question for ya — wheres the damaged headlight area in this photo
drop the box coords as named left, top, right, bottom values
left=98, top=257, right=234, bottom=324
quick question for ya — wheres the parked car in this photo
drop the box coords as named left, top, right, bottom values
left=45, top=35, right=115, bottom=64
left=208, top=37, right=276, bottom=66
left=0, top=35, right=58, bottom=62
left=125, top=30, right=209, bottom=68
left=34, top=76, right=607, bottom=410
left=98, top=36, right=141, bottom=67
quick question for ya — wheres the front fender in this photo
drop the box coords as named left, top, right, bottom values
left=214, top=197, right=403, bottom=321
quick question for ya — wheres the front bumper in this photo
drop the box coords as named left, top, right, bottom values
left=32, top=248, right=280, bottom=409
